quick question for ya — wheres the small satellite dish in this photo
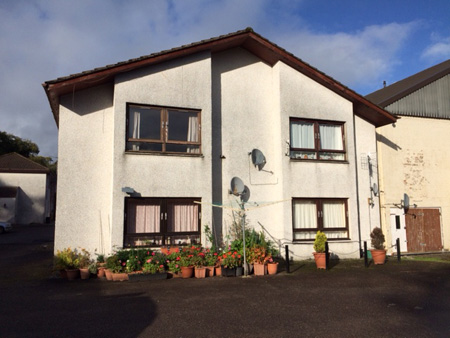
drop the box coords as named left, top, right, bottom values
left=251, top=149, right=266, bottom=171
left=230, top=177, right=245, bottom=196
left=403, top=193, right=410, bottom=212
left=372, top=183, right=379, bottom=196
left=240, top=185, right=250, bottom=203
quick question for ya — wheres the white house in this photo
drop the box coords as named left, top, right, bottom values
left=43, top=28, right=396, bottom=258
left=0, top=152, right=52, bottom=224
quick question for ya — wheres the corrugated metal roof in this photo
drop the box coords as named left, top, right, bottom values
left=366, top=59, right=450, bottom=109
left=43, top=28, right=396, bottom=128
left=0, top=153, right=50, bottom=173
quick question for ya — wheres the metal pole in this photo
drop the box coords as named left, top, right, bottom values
left=364, top=241, right=368, bottom=267
left=396, top=238, right=401, bottom=262
left=241, top=203, right=248, bottom=276
left=285, top=245, right=290, bottom=273
left=325, top=241, right=329, bottom=270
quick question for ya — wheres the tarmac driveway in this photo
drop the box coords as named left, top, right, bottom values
left=1, top=224, right=450, bottom=337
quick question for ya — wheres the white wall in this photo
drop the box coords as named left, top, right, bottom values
left=111, top=51, right=213, bottom=251
left=0, top=173, right=47, bottom=224
left=56, top=83, right=114, bottom=254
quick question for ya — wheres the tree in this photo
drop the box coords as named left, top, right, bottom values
left=0, top=131, right=40, bottom=158
left=0, top=131, right=56, bottom=173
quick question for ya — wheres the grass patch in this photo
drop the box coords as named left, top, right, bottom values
left=410, top=256, right=450, bottom=263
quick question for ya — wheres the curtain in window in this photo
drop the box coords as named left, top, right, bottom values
left=319, top=125, right=342, bottom=150
left=187, top=115, right=200, bottom=154
left=132, top=111, right=141, bottom=150
left=293, top=200, right=317, bottom=229
left=127, top=201, right=160, bottom=233
left=167, top=203, right=198, bottom=232
left=290, top=122, right=314, bottom=149
left=322, top=201, right=345, bottom=228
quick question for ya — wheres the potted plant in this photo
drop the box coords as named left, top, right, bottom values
left=166, top=252, right=182, bottom=278
left=370, top=227, right=386, bottom=265
left=313, top=231, right=327, bottom=269
left=204, top=249, right=218, bottom=277
left=192, top=249, right=207, bottom=278
left=54, top=248, right=81, bottom=280
left=267, top=256, right=278, bottom=275
left=96, top=254, right=106, bottom=278
left=179, top=247, right=195, bottom=278
left=248, top=245, right=268, bottom=276
left=78, top=248, right=92, bottom=279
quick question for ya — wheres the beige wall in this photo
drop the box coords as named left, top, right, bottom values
left=378, top=116, right=449, bottom=252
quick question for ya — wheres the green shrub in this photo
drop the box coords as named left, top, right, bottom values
left=313, top=231, right=327, bottom=253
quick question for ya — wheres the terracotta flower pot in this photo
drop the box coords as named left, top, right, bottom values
left=267, top=262, right=278, bottom=275
left=253, top=263, right=266, bottom=276
left=104, top=269, right=113, bottom=281
left=111, top=272, right=129, bottom=281
left=370, top=249, right=387, bottom=265
left=206, top=266, right=215, bottom=277
left=313, top=252, right=326, bottom=269
left=65, top=269, right=80, bottom=281
left=79, top=268, right=90, bottom=280
left=181, top=266, right=194, bottom=279
left=195, top=267, right=206, bottom=278
left=215, top=265, right=222, bottom=277
left=97, top=267, right=105, bottom=278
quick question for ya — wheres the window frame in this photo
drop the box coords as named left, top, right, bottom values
left=123, top=197, right=201, bottom=248
left=292, top=198, right=349, bottom=241
left=289, top=117, right=346, bottom=161
left=126, top=103, right=202, bottom=155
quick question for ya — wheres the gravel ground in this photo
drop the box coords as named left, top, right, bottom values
left=1, top=224, right=450, bottom=338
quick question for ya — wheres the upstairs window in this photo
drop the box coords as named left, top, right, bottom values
left=290, top=118, right=345, bottom=161
left=126, top=104, right=201, bottom=154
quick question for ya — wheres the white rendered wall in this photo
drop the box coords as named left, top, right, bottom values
left=111, top=52, right=213, bottom=251
left=56, top=83, right=114, bottom=254
left=0, top=173, right=47, bottom=224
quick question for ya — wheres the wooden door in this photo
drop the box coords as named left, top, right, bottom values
left=405, top=208, right=442, bottom=253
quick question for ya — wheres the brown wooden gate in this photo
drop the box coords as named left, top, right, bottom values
left=405, top=208, right=442, bottom=253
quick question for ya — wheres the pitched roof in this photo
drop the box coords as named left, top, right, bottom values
left=0, top=153, right=50, bottom=174
left=43, top=27, right=396, bottom=127
left=366, top=59, right=450, bottom=107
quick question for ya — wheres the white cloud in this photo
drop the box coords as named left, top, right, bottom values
left=421, top=37, right=450, bottom=61
left=0, top=0, right=426, bottom=157
left=272, top=22, right=418, bottom=92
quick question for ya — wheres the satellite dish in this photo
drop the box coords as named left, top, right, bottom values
left=403, top=193, right=410, bottom=212
left=240, top=185, right=250, bottom=203
left=372, top=183, right=378, bottom=196
left=251, top=149, right=266, bottom=171
left=230, top=177, right=245, bottom=196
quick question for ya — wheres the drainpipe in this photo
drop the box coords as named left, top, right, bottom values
left=353, top=114, right=363, bottom=258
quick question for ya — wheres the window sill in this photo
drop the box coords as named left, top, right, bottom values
left=125, top=151, right=204, bottom=158
left=289, top=158, right=349, bottom=164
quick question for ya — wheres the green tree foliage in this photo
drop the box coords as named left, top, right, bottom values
left=0, top=131, right=56, bottom=172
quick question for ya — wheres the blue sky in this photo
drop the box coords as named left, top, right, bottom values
left=1, top=0, right=449, bottom=157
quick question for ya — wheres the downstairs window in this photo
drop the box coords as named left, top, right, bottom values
left=292, top=198, right=349, bottom=240
left=124, top=197, right=201, bottom=247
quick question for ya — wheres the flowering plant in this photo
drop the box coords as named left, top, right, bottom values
left=142, top=252, right=166, bottom=274
left=78, top=248, right=92, bottom=268
left=246, top=245, right=269, bottom=264
left=220, top=251, right=242, bottom=269
left=105, top=254, right=125, bottom=273
left=166, top=252, right=182, bottom=273
left=204, top=249, right=218, bottom=267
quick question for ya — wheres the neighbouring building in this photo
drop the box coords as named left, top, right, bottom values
left=0, top=152, right=54, bottom=224
left=367, top=59, right=450, bottom=254
left=43, top=28, right=396, bottom=258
